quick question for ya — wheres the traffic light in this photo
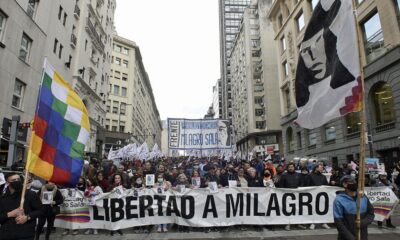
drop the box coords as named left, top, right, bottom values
left=18, top=122, right=31, bottom=129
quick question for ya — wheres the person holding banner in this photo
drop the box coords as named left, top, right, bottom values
left=35, top=182, right=64, bottom=240
left=0, top=172, right=43, bottom=240
left=374, top=172, right=397, bottom=229
left=154, top=174, right=171, bottom=233
left=83, top=178, right=103, bottom=235
left=334, top=175, right=375, bottom=240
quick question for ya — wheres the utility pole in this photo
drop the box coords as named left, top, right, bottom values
left=6, top=116, right=20, bottom=167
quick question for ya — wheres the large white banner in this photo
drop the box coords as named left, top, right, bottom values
left=54, top=187, right=399, bottom=230
left=55, top=187, right=340, bottom=230
left=168, top=118, right=232, bottom=150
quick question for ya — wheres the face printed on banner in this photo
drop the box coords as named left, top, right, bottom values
left=300, top=29, right=327, bottom=80
left=218, top=121, right=229, bottom=146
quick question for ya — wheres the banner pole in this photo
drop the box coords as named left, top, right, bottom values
left=351, top=1, right=367, bottom=240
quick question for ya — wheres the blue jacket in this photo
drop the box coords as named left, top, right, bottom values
left=333, top=192, right=375, bottom=240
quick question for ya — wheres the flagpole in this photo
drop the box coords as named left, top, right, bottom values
left=20, top=58, right=48, bottom=208
left=351, top=1, right=367, bottom=240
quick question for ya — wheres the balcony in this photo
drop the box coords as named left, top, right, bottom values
left=74, top=4, right=80, bottom=19
left=85, top=18, right=105, bottom=52
left=70, top=33, right=77, bottom=48
left=375, top=122, right=395, bottom=133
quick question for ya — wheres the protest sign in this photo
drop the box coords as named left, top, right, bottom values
left=365, top=186, right=399, bottom=221
left=54, top=186, right=399, bottom=230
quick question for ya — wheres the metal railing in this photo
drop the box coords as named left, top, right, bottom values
left=85, top=18, right=105, bottom=52
left=375, top=122, right=395, bottom=133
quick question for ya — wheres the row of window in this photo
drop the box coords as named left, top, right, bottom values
left=112, top=57, right=128, bottom=67
left=113, top=44, right=129, bottom=55
left=105, top=119, right=125, bottom=132
left=111, top=70, right=128, bottom=81
left=110, top=84, right=127, bottom=97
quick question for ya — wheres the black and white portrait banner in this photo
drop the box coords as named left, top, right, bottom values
left=50, top=186, right=390, bottom=230
left=295, top=0, right=362, bottom=129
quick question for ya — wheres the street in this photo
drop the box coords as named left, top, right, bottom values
left=53, top=207, right=400, bottom=240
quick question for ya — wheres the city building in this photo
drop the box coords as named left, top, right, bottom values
left=0, top=0, right=47, bottom=165
left=104, top=35, right=162, bottom=152
left=0, top=0, right=116, bottom=164
left=230, top=0, right=282, bottom=160
left=219, top=0, right=251, bottom=122
left=268, top=0, right=400, bottom=167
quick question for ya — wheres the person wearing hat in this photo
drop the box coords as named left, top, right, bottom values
left=0, top=172, right=43, bottom=240
left=333, top=175, right=375, bottom=240
left=374, top=172, right=396, bottom=229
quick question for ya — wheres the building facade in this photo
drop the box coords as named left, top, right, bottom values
left=0, top=0, right=47, bottom=165
left=0, top=0, right=117, bottom=164
left=268, top=0, right=400, bottom=167
left=230, top=0, right=282, bottom=160
left=104, top=35, right=162, bottom=152
left=219, top=0, right=251, bottom=122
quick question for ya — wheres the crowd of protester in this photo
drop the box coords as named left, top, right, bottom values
left=0, top=156, right=399, bottom=239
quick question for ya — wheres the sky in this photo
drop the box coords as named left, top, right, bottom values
left=114, top=0, right=220, bottom=120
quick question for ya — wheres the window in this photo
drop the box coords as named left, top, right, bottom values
left=282, top=61, right=288, bottom=77
left=346, top=112, right=361, bottom=134
left=122, top=47, right=129, bottom=55
left=308, top=132, right=317, bottom=146
left=115, top=57, right=121, bottom=65
left=119, top=122, right=125, bottom=132
left=325, top=126, right=336, bottom=141
left=58, top=44, right=63, bottom=59
left=121, top=87, right=127, bottom=97
left=27, top=0, right=37, bottom=19
left=112, top=104, right=118, bottom=114
left=278, top=14, right=283, bottom=28
left=58, top=6, right=63, bottom=20
left=255, top=108, right=264, bottom=116
left=113, top=85, right=119, bottom=95
left=297, top=131, right=302, bottom=149
left=254, top=96, right=263, bottom=105
left=286, top=127, right=295, bottom=152
left=256, top=121, right=265, bottom=129
left=122, top=60, right=128, bottom=68
left=120, top=103, right=126, bottom=115
left=12, top=79, right=25, bottom=109
left=63, top=13, right=67, bottom=26
left=396, top=0, right=400, bottom=12
left=0, top=10, right=6, bottom=41
left=281, top=36, right=286, bottom=52
left=112, top=120, right=118, bottom=131
left=311, top=0, right=319, bottom=10
left=114, top=71, right=121, bottom=79
left=122, top=73, right=128, bottom=81
left=372, top=82, right=395, bottom=126
left=105, top=119, right=110, bottom=130
left=296, top=11, right=305, bottom=31
left=114, top=44, right=121, bottom=52
left=284, top=88, right=291, bottom=114
left=362, top=12, right=384, bottom=63
left=53, top=38, right=58, bottom=54
left=19, top=33, right=31, bottom=62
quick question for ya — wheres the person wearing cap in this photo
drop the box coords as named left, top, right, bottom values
left=0, top=172, right=43, bottom=240
left=333, top=175, right=375, bottom=240
left=374, top=172, right=396, bottom=229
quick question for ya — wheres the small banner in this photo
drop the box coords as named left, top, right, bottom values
left=54, top=187, right=398, bottom=230
left=365, top=186, right=399, bottom=221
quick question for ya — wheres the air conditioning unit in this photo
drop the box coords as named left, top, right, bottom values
left=260, top=102, right=264, bottom=106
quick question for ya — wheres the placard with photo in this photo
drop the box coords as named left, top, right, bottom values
left=146, top=174, right=155, bottom=186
